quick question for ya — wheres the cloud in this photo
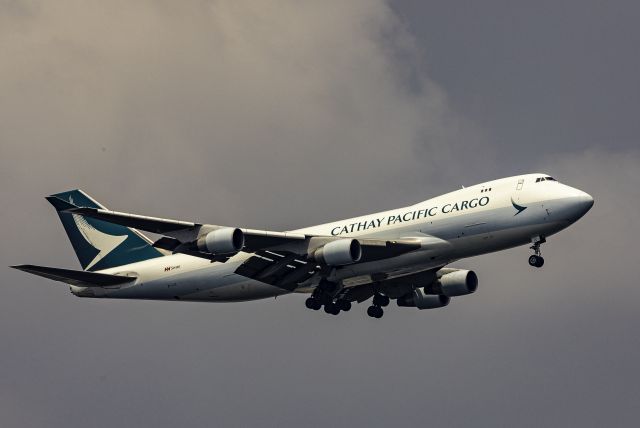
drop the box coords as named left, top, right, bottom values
left=0, top=0, right=483, bottom=231
left=0, top=2, right=482, bottom=426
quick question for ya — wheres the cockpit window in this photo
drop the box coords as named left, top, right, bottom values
left=536, top=176, right=557, bottom=183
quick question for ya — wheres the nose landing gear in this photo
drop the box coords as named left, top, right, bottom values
left=528, top=255, right=544, bottom=268
left=529, top=236, right=546, bottom=268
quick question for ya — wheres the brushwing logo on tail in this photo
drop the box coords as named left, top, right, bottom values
left=71, top=213, right=127, bottom=270
left=511, top=198, right=527, bottom=216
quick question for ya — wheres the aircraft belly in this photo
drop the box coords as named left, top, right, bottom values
left=98, top=261, right=287, bottom=302
left=185, top=277, right=289, bottom=302
left=445, top=220, right=570, bottom=258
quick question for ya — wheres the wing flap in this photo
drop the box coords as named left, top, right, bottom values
left=11, top=265, right=136, bottom=287
left=62, top=203, right=439, bottom=268
left=235, top=251, right=320, bottom=291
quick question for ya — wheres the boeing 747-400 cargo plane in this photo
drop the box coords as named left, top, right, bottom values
left=12, top=174, right=593, bottom=319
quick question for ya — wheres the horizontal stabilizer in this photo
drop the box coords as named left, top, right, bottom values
left=11, top=265, right=136, bottom=287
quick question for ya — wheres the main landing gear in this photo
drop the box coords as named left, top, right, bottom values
left=305, top=280, right=351, bottom=316
left=323, top=299, right=352, bottom=315
left=529, top=236, right=546, bottom=268
left=306, top=281, right=388, bottom=318
left=366, top=293, right=389, bottom=319
left=305, top=297, right=322, bottom=311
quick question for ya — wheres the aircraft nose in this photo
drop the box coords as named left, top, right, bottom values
left=568, top=190, right=594, bottom=220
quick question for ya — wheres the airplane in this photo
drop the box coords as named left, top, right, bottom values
left=11, top=173, right=593, bottom=319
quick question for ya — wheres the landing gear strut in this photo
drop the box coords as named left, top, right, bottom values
left=529, top=236, right=546, bottom=268
left=373, top=293, right=390, bottom=307
left=367, top=293, right=389, bottom=319
left=305, top=282, right=331, bottom=312
left=336, top=299, right=351, bottom=312
left=306, top=280, right=350, bottom=316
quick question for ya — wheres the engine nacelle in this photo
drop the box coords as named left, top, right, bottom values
left=312, top=239, right=362, bottom=266
left=197, top=227, right=244, bottom=254
left=397, top=288, right=450, bottom=310
left=425, top=269, right=478, bottom=297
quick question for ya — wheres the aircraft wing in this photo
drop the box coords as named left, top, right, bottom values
left=54, top=198, right=438, bottom=289
left=60, top=202, right=424, bottom=257
left=232, top=238, right=425, bottom=291
left=63, top=204, right=308, bottom=251
left=11, top=265, right=136, bottom=287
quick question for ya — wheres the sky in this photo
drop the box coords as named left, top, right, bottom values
left=1, top=1, right=639, bottom=427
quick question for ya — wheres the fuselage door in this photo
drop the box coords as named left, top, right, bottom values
left=516, top=178, right=524, bottom=191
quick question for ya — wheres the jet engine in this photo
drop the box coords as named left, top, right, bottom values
left=312, top=239, right=362, bottom=266
left=197, top=227, right=245, bottom=254
left=397, top=288, right=450, bottom=310
left=425, top=269, right=478, bottom=297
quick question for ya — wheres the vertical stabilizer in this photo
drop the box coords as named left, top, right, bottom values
left=46, top=190, right=163, bottom=271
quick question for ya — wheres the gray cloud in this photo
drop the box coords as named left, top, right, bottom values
left=1, top=1, right=639, bottom=427
left=0, top=0, right=484, bottom=231
left=394, top=0, right=640, bottom=164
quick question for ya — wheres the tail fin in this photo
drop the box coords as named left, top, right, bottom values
left=46, top=190, right=164, bottom=271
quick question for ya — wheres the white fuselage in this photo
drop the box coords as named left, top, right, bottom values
left=71, top=174, right=593, bottom=301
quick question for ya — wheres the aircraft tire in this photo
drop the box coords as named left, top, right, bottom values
left=373, top=294, right=390, bottom=307
left=529, top=255, right=544, bottom=268
left=367, top=305, right=383, bottom=319
left=305, top=298, right=321, bottom=310
left=324, top=302, right=340, bottom=315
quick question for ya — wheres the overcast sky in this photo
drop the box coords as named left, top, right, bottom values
left=1, top=1, right=639, bottom=427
